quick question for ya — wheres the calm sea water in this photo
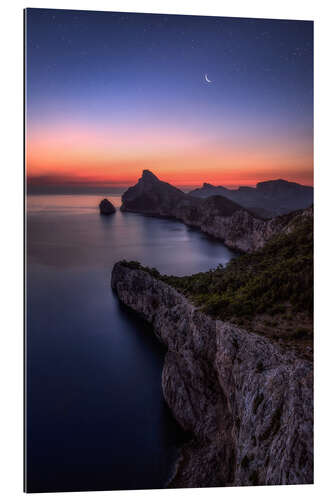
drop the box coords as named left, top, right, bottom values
left=26, top=194, right=236, bottom=492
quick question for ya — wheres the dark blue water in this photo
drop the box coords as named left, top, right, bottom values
left=26, top=195, right=236, bottom=492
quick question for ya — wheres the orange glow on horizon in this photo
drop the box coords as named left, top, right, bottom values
left=26, top=120, right=313, bottom=189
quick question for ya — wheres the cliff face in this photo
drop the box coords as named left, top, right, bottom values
left=121, top=170, right=313, bottom=252
left=179, top=202, right=313, bottom=253
left=111, top=263, right=313, bottom=488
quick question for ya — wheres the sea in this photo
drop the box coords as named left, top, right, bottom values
left=25, top=194, right=236, bottom=492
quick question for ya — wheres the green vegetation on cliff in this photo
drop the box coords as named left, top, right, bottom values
left=123, top=216, right=312, bottom=319
left=121, top=214, right=313, bottom=355
left=164, top=217, right=313, bottom=320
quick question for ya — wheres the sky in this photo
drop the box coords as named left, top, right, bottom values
left=25, top=8, right=313, bottom=193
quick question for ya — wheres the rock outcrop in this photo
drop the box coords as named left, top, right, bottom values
left=99, top=198, right=116, bottom=215
left=111, top=262, right=313, bottom=488
left=121, top=169, right=185, bottom=216
left=121, top=170, right=313, bottom=252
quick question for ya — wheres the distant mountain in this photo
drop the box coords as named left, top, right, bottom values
left=189, top=179, right=313, bottom=218
left=121, top=169, right=245, bottom=218
left=120, top=170, right=313, bottom=252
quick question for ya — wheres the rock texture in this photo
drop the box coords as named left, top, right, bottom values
left=121, top=170, right=313, bottom=252
left=111, top=262, right=313, bottom=488
left=189, top=179, right=314, bottom=218
left=99, top=198, right=116, bottom=215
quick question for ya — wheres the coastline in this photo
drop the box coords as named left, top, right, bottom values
left=120, top=208, right=245, bottom=256
left=119, top=169, right=313, bottom=253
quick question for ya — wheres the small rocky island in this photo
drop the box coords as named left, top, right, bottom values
left=99, top=198, right=116, bottom=215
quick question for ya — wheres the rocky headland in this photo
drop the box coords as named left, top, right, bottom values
left=111, top=261, right=313, bottom=487
left=115, top=170, right=313, bottom=487
left=120, top=170, right=313, bottom=252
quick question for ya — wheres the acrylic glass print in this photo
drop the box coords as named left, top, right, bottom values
left=24, top=8, right=313, bottom=493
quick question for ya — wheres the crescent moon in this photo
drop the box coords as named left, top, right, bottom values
left=204, top=73, right=212, bottom=83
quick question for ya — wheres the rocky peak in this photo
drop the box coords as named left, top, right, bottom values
left=140, top=169, right=159, bottom=183
left=121, top=170, right=185, bottom=216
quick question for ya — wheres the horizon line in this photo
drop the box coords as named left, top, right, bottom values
left=26, top=176, right=314, bottom=196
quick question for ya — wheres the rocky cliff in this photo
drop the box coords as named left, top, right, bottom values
left=111, top=262, right=313, bottom=487
left=121, top=170, right=313, bottom=252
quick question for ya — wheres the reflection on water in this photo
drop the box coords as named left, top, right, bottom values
left=27, top=193, right=123, bottom=214
left=26, top=194, right=236, bottom=492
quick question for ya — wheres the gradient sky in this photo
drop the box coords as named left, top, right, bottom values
left=25, top=8, right=313, bottom=192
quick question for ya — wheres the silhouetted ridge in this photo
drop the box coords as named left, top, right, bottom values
left=141, top=169, right=159, bottom=182
left=121, top=169, right=245, bottom=217
left=189, top=178, right=313, bottom=217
